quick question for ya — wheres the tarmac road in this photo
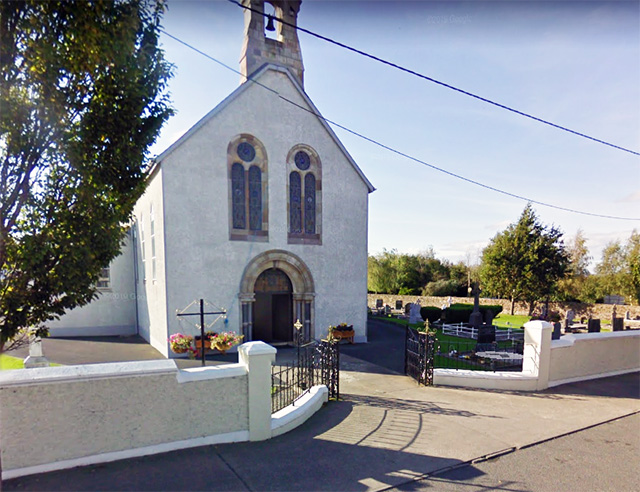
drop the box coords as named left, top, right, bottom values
left=392, top=413, right=640, bottom=492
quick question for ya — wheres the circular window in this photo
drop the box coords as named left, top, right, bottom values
left=237, top=142, right=256, bottom=162
left=294, top=151, right=311, bottom=170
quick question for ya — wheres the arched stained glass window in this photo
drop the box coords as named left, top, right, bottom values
left=231, top=162, right=246, bottom=229
left=228, top=135, right=268, bottom=241
left=248, top=165, right=262, bottom=231
left=289, top=171, right=302, bottom=234
left=304, top=173, right=316, bottom=234
left=287, top=146, right=321, bottom=244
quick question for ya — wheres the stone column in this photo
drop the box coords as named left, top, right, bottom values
left=238, top=341, right=277, bottom=441
left=522, top=320, right=553, bottom=390
left=23, top=336, right=50, bottom=369
left=239, top=293, right=255, bottom=341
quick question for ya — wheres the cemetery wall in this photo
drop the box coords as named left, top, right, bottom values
left=549, top=331, right=640, bottom=386
left=434, top=321, right=640, bottom=391
left=368, top=294, right=640, bottom=321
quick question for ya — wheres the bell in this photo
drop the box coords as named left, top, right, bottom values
left=265, top=15, right=276, bottom=32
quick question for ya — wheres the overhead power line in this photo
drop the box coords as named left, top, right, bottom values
left=160, top=29, right=640, bottom=222
left=228, top=0, right=639, bottom=157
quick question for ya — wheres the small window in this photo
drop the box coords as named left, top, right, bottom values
left=97, top=268, right=110, bottom=289
left=139, top=214, right=146, bottom=282
left=150, top=204, right=156, bottom=282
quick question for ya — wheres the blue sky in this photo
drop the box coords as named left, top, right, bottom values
left=150, top=0, right=639, bottom=268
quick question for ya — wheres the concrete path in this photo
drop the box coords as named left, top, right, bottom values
left=2, top=320, right=639, bottom=491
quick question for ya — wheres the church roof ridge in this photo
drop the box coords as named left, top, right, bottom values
left=150, top=63, right=375, bottom=193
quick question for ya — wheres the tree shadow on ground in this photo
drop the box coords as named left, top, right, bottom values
left=2, top=400, right=492, bottom=492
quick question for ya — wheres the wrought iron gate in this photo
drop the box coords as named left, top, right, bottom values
left=271, top=337, right=339, bottom=413
left=404, top=326, right=434, bottom=386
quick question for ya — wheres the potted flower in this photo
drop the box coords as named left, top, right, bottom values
left=194, top=331, right=218, bottom=351
left=168, top=333, right=193, bottom=354
left=210, top=332, right=244, bottom=354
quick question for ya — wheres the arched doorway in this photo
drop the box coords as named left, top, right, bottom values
left=239, top=250, right=315, bottom=343
left=253, top=268, right=293, bottom=343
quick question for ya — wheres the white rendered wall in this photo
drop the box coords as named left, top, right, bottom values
left=0, top=342, right=328, bottom=479
left=549, top=331, right=640, bottom=386
left=159, top=68, right=370, bottom=345
left=435, top=323, right=640, bottom=391
left=133, top=167, right=170, bottom=355
left=0, top=360, right=248, bottom=475
left=48, top=236, right=136, bottom=337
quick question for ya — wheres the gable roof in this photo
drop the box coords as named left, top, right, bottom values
left=151, top=64, right=375, bottom=193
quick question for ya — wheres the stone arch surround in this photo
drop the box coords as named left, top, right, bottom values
left=239, top=250, right=315, bottom=341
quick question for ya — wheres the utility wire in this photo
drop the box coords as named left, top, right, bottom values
left=160, top=29, right=640, bottom=222
left=227, top=0, right=640, bottom=157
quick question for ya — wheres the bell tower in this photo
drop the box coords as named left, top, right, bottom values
left=239, top=0, right=304, bottom=87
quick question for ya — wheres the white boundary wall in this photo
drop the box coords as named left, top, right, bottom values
left=0, top=342, right=327, bottom=480
left=434, top=321, right=640, bottom=391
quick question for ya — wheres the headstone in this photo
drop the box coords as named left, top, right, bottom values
left=565, top=309, right=575, bottom=326
left=625, top=310, right=631, bottom=320
left=469, top=283, right=483, bottom=329
left=404, top=303, right=412, bottom=315
left=376, top=299, right=383, bottom=309
left=384, top=304, right=391, bottom=315
left=612, top=318, right=624, bottom=331
left=409, top=301, right=421, bottom=324
left=587, top=318, right=601, bottom=333
left=477, top=325, right=495, bottom=344
left=541, top=304, right=548, bottom=320
left=23, top=335, right=50, bottom=368
left=396, top=300, right=403, bottom=311
left=484, top=309, right=494, bottom=326
left=552, top=322, right=562, bottom=340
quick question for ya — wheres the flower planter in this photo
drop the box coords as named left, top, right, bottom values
left=170, top=345, right=189, bottom=354
left=331, top=329, right=355, bottom=343
left=194, top=339, right=211, bottom=351
left=214, top=342, right=232, bottom=354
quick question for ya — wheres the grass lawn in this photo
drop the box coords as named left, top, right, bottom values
left=493, top=314, right=531, bottom=329
left=0, top=354, right=26, bottom=370
left=371, top=315, right=487, bottom=343
left=0, top=354, right=62, bottom=370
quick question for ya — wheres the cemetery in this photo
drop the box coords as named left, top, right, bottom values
left=371, top=292, right=639, bottom=391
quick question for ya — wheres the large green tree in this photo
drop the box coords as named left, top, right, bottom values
left=480, top=204, right=570, bottom=314
left=0, top=0, right=173, bottom=352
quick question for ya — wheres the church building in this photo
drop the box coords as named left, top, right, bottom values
left=48, top=0, right=374, bottom=357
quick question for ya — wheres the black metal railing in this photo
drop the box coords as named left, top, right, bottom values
left=434, top=339, right=523, bottom=372
left=271, top=338, right=339, bottom=414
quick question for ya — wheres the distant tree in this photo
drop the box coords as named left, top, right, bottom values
left=626, top=230, right=640, bottom=304
left=480, top=204, right=570, bottom=315
left=368, top=248, right=453, bottom=295
left=0, top=0, right=173, bottom=352
left=556, top=229, right=592, bottom=302
left=594, top=230, right=640, bottom=305
left=595, top=240, right=626, bottom=299
left=368, top=249, right=400, bottom=294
